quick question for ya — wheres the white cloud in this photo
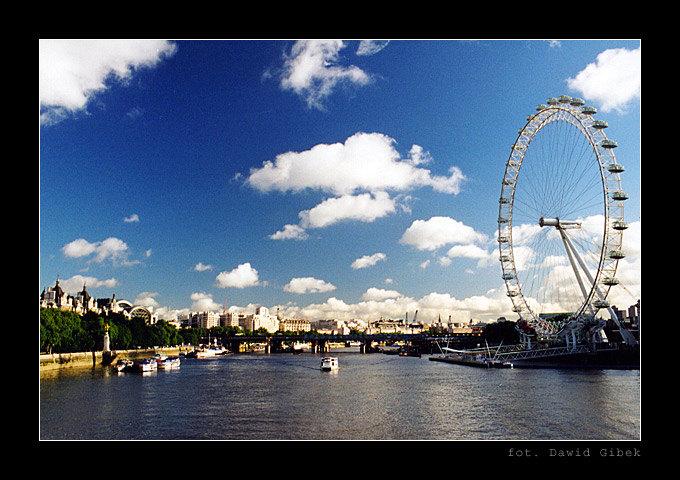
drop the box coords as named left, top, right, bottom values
left=356, top=40, right=390, bottom=56
left=269, top=224, right=309, bottom=241
left=300, top=192, right=396, bottom=229
left=293, top=287, right=511, bottom=324
left=278, top=40, right=372, bottom=109
left=215, top=263, right=260, bottom=288
left=246, top=132, right=465, bottom=196
left=361, top=287, right=401, bottom=301
left=134, top=292, right=160, bottom=307
left=400, top=216, right=488, bottom=251
left=566, top=47, right=641, bottom=113
left=190, top=292, right=223, bottom=312
left=194, top=262, right=213, bottom=271
left=284, top=277, right=336, bottom=294
left=61, top=237, right=137, bottom=266
left=62, top=238, right=98, bottom=258
left=123, top=214, right=139, bottom=223
left=57, top=274, right=118, bottom=294
left=351, top=252, right=387, bottom=270
left=445, top=244, right=491, bottom=259
left=39, top=39, right=177, bottom=124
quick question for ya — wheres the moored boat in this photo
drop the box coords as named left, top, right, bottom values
left=157, top=356, right=181, bottom=369
left=136, top=358, right=158, bottom=372
left=114, top=359, right=133, bottom=372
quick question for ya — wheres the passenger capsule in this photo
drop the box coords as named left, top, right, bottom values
left=613, top=221, right=629, bottom=230
left=600, top=139, right=618, bottom=149
left=611, top=191, right=629, bottom=201
left=499, top=255, right=512, bottom=262
left=558, top=95, right=572, bottom=103
left=536, top=104, right=548, bottom=111
left=608, top=250, right=626, bottom=259
left=592, top=120, right=608, bottom=129
left=498, top=236, right=509, bottom=244
left=547, top=97, right=559, bottom=105
left=593, top=300, right=610, bottom=309
left=607, top=163, right=625, bottom=173
left=570, top=98, right=585, bottom=107
left=581, top=106, right=597, bottom=115
left=502, top=273, right=514, bottom=280
left=602, top=277, right=620, bottom=286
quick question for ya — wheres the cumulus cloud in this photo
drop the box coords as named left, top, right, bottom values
left=248, top=132, right=466, bottom=238
left=134, top=292, right=160, bottom=307
left=361, top=287, right=401, bottom=301
left=291, top=287, right=511, bottom=324
left=190, top=292, right=223, bottom=312
left=194, top=262, right=213, bottom=271
left=39, top=39, right=177, bottom=124
left=123, top=214, right=140, bottom=223
left=351, top=252, right=387, bottom=270
left=269, top=224, right=309, bottom=241
left=57, top=274, right=118, bottom=294
left=400, top=216, right=488, bottom=251
left=215, top=263, right=260, bottom=288
left=283, top=277, right=336, bottom=294
left=278, top=40, right=372, bottom=109
left=62, top=237, right=138, bottom=266
left=300, top=192, right=396, bottom=228
left=566, top=47, right=641, bottom=113
left=247, top=132, right=465, bottom=196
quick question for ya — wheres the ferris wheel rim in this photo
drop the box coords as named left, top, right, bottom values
left=498, top=97, right=626, bottom=337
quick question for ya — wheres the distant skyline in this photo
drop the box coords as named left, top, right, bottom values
left=39, top=39, right=641, bottom=323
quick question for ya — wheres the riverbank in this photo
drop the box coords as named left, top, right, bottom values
left=39, top=347, right=181, bottom=372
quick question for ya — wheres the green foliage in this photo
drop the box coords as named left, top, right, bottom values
left=40, top=308, right=187, bottom=354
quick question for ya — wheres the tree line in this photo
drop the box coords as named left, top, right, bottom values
left=40, top=308, right=307, bottom=354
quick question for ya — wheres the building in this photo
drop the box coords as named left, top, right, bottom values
left=279, top=317, right=311, bottom=333
left=40, top=277, right=158, bottom=324
left=220, top=311, right=244, bottom=328
left=243, top=306, right=279, bottom=333
left=191, top=311, right=221, bottom=329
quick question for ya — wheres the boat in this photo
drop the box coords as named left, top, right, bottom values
left=195, top=348, right=216, bottom=358
left=136, top=358, right=158, bottom=372
left=114, top=359, right=133, bottom=372
left=320, top=356, right=339, bottom=371
left=157, top=356, right=181, bottom=369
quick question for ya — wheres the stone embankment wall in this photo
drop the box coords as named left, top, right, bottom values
left=39, top=347, right=181, bottom=372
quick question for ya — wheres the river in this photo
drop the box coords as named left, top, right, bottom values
left=39, top=350, right=640, bottom=440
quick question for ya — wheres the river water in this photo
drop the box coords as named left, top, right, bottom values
left=39, top=350, right=640, bottom=440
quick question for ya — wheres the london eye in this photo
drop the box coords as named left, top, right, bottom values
left=498, top=96, right=637, bottom=347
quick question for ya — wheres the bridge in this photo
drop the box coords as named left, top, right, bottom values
left=214, top=332, right=481, bottom=354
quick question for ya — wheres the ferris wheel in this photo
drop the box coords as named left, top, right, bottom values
left=498, top=95, right=637, bottom=346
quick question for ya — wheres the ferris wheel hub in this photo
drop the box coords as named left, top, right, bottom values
left=538, top=217, right=581, bottom=229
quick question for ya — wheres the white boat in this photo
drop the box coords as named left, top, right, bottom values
left=158, top=356, right=181, bottom=369
left=320, top=356, right=339, bottom=371
left=137, top=358, right=157, bottom=372
left=195, top=348, right=216, bottom=358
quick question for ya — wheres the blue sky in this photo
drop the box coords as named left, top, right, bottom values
left=39, top=39, right=641, bottom=323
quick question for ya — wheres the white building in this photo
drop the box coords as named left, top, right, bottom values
left=243, top=306, right=279, bottom=333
